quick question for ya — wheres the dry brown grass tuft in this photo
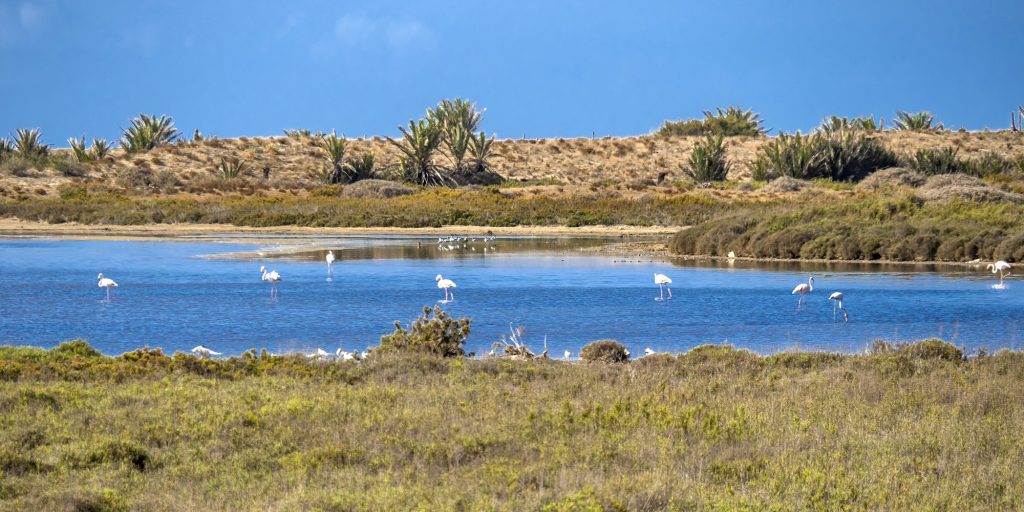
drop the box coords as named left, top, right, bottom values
left=916, top=174, right=1024, bottom=204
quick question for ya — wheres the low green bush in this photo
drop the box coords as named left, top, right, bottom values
left=378, top=306, right=471, bottom=358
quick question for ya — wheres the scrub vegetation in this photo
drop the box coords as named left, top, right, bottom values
left=1, top=337, right=1022, bottom=510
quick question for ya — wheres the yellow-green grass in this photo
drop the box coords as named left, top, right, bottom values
left=1, top=340, right=1023, bottom=510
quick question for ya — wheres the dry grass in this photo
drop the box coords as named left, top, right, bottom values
left=1, top=340, right=1023, bottom=510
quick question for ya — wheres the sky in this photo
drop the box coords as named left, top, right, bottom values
left=1, top=0, right=1023, bottom=144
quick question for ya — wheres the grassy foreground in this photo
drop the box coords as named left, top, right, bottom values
left=2, top=340, right=1023, bottom=510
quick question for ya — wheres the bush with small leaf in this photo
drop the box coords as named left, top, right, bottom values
left=378, top=306, right=471, bottom=358
left=580, top=339, right=629, bottom=363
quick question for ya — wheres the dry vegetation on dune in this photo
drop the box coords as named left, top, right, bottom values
left=1, top=339, right=1023, bottom=510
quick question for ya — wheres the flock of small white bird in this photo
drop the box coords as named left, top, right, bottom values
left=97, top=254, right=1014, bottom=358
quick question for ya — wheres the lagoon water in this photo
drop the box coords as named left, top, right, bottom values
left=1, top=236, right=1022, bottom=356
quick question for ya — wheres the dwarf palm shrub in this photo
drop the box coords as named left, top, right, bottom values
left=378, top=306, right=471, bottom=358
left=69, top=136, right=91, bottom=163
left=906, top=147, right=963, bottom=175
left=468, top=131, right=496, bottom=173
left=684, top=133, right=730, bottom=183
left=760, top=133, right=819, bottom=179
left=346, top=153, right=376, bottom=182
left=816, top=131, right=898, bottom=182
left=893, top=111, right=942, bottom=132
left=657, top=107, right=768, bottom=137
left=0, top=137, right=12, bottom=162
left=91, top=138, right=112, bottom=160
left=216, top=158, right=247, bottom=179
left=430, top=98, right=484, bottom=172
left=318, top=131, right=349, bottom=184
left=120, top=114, right=179, bottom=153
left=819, top=115, right=884, bottom=134
left=389, top=119, right=450, bottom=186
left=14, top=128, right=49, bottom=160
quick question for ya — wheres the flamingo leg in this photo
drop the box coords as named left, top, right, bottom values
left=667, top=286, right=672, bottom=300
left=658, top=284, right=664, bottom=301
left=833, top=302, right=837, bottom=321
left=106, top=287, right=110, bottom=301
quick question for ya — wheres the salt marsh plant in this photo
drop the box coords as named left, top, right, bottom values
left=120, top=114, right=179, bottom=152
left=13, top=128, right=49, bottom=159
left=684, top=133, right=730, bottom=183
left=389, top=119, right=450, bottom=187
left=893, top=111, right=943, bottom=132
left=906, top=147, right=962, bottom=175
left=657, top=107, right=768, bottom=137
left=580, top=339, right=630, bottom=363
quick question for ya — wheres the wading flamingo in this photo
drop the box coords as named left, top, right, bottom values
left=654, top=273, right=673, bottom=301
left=325, top=251, right=335, bottom=276
left=564, top=350, right=571, bottom=360
left=828, top=292, right=848, bottom=322
left=260, top=266, right=281, bottom=297
left=436, top=274, right=457, bottom=303
left=987, top=260, right=1012, bottom=286
left=191, top=345, right=221, bottom=357
left=644, top=347, right=656, bottom=356
left=97, top=273, right=118, bottom=301
left=792, top=276, right=815, bottom=305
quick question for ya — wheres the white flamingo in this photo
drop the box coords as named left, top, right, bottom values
left=325, top=251, right=335, bottom=275
left=564, top=350, right=571, bottom=360
left=987, top=260, right=1012, bottom=285
left=436, top=274, right=457, bottom=303
left=828, top=292, right=848, bottom=322
left=336, top=348, right=355, bottom=361
left=792, top=276, right=815, bottom=306
left=644, top=347, right=656, bottom=356
left=191, top=345, right=221, bottom=357
left=654, top=273, right=673, bottom=301
left=97, top=273, right=118, bottom=301
left=260, top=266, right=281, bottom=297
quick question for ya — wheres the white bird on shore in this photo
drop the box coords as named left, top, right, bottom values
left=96, top=274, right=118, bottom=301
left=310, top=348, right=330, bottom=359
left=654, top=273, right=673, bottom=301
left=987, top=260, right=1012, bottom=286
left=325, top=251, right=335, bottom=275
left=436, top=274, right=457, bottom=303
left=336, top=348, right=355, bottom=361
left=260, top=266, right=281, bottom=297
left=191, top=345, right=221, bottom=357
left=792, top=276, right=815, bottom=306
left=564, top=350, right=571, bottom=360
left=644, top=347, right=656, bottom=356
left=828, top=292, right=848, bottom=323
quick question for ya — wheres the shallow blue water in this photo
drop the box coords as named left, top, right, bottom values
left=1, top=237, right=1022, bottom=356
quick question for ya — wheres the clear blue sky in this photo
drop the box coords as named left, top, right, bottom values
left=1, top=0, right=1022, bottom=143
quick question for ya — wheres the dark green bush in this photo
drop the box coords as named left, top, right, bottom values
left=579, top=340, right=629, bottom=363
left=815, top=132, right=898, bottom=182
left=51, top=340, right=102, bottom=358
left=893, top=111, right=943, bottom=132
left=906, top=147, right=964, bottom=175
left=378, top=306, right=471, bottom=358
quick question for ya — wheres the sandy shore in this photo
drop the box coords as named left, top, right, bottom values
left=0, top=219, right=681, bottom=238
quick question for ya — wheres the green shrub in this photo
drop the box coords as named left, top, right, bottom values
left=684, top=133, right=730, bottom=183
left=346, top=153, right=376, bottom=182
left=579, top=340, right=629, bottom=363
left=51, top=340, right=102, bottom=358
left=90, top=138, right=113, bottom=160
left=657, top=107, right=768, bottom=137
left=378, top=306, right=471, bottom=358
left=69, top=136, right=92, bottom=163
left=318, top=131, right=349, bottom=184
left=902, top=339, right=964, bottom=361
left=893, top=111, right=942, bottom=132
left=52, top=155, right=90, bottom=177
left=120, top=114, right=179, bottom=153
left=819, top=115, right=884, bottom=134
left=81, top=441, right=150, bottom=471
left=0, top=137, right=12, bottom=162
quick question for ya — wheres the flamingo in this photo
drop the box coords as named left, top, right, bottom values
left=325, top=251, right=335, bottom=276
left=260, top=266, right=281, bottom=297
left=564, top=350, right=571, bottom=360
left=828, top=292, right=848, bottom=322
left=436, top=274, right=456, bottom=303
left=191, top=345, right=221, bottom=357
left=987, top=260, right=1012, bottom=285
left=654, top=273, right=673, bottom=301
left=97, top=273, right=118, bottom=301
left=792, top=276, right=815, bottom=305
left=644, top=347, right=656, bottom=356
left=336, top=348, right=355, bottom=361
